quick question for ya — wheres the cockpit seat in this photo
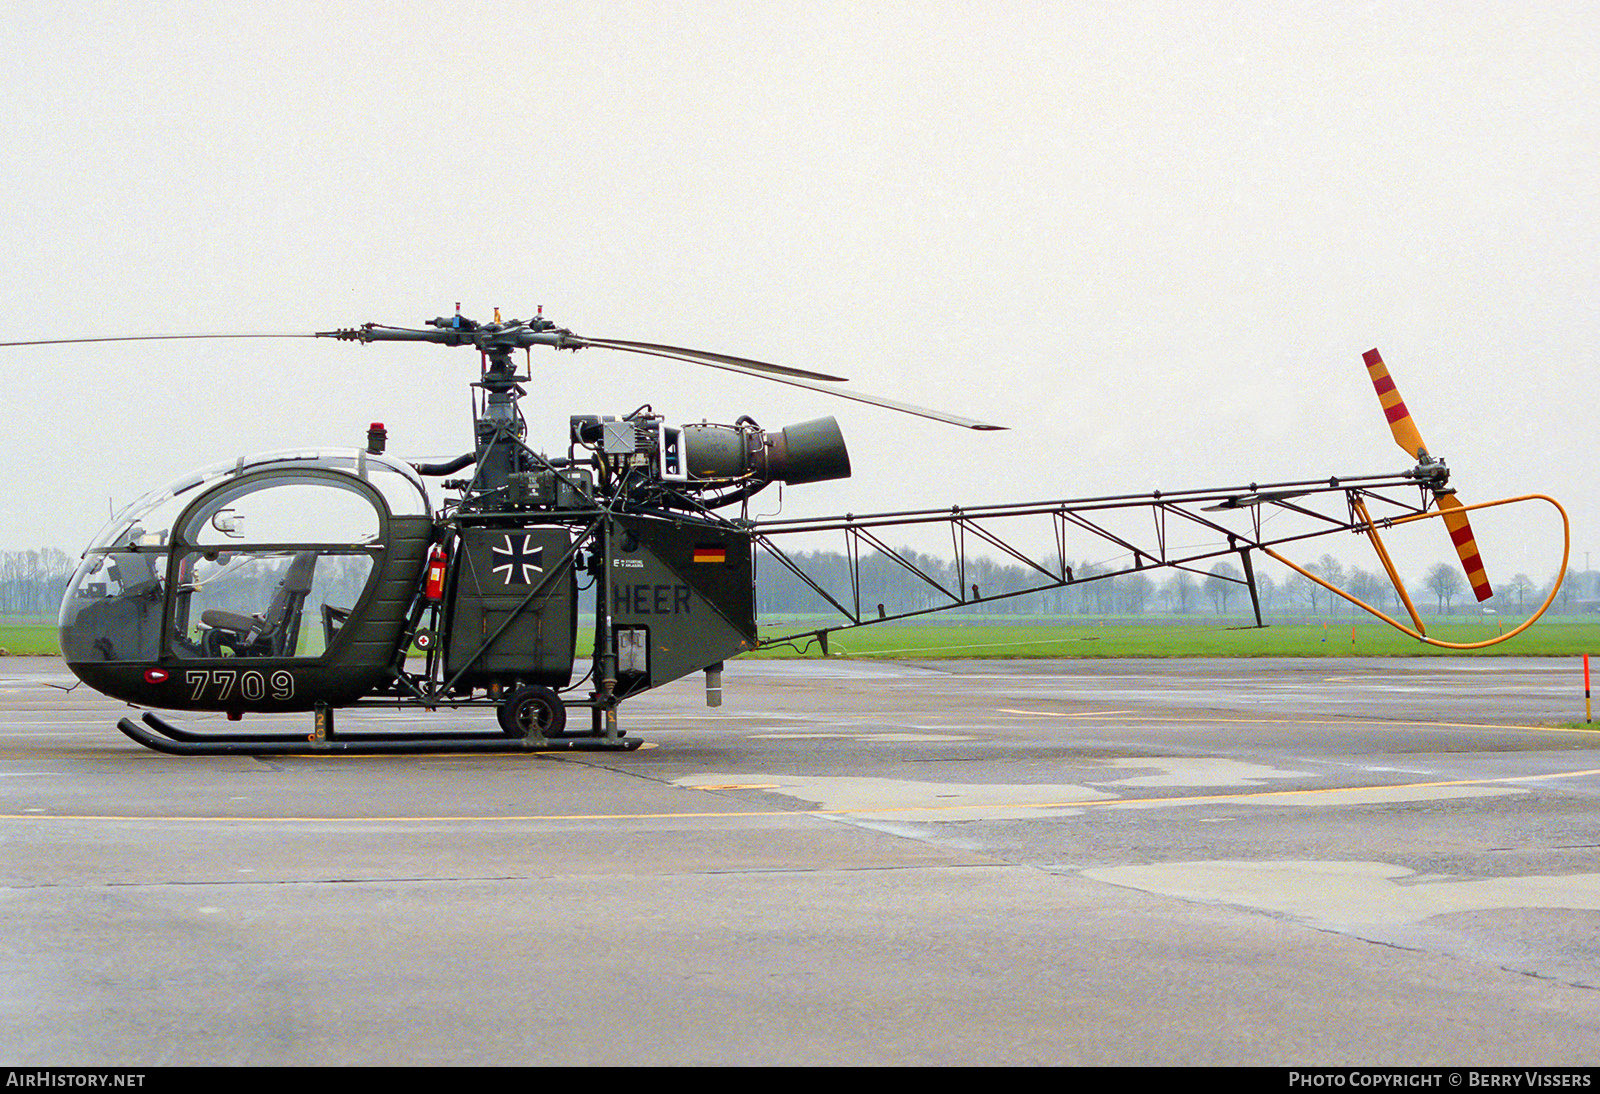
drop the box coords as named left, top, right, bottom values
left=107, top=553, right=162, bottom=601
left=199, top=551, right=318, bottom=657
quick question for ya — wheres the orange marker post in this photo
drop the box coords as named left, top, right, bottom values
left=1585, top=654, right=1592, bottom=724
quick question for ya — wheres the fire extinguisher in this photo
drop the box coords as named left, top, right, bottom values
left=424, top=543, right=447, bottom=601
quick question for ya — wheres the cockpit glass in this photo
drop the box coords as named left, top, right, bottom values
left=63, top=449, right=418, bottom=664
left=180, top=478, right=380, bottom=546
left=366, top=464, right=429, bottom=517
left=88, top=459, right=234, bottom=551
left=83, top=450, right=429, bottom=554
left=236, top=450, right=430, bottom=516
left=169, top=550, right=376, bottom=660
left=58, top=551, right=168, bottom=662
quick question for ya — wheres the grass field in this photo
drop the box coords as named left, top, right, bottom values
left=749, top=618, right=1600, bottom=658
left=8, top=618, right=1599, bottom=659
left=0, top=624, right=58, bottom=657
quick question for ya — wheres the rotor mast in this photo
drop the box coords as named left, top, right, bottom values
left=318, top=306, right=577, bottom=505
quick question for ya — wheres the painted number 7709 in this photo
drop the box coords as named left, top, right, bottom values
left=186, top=669, right=295, bottom=702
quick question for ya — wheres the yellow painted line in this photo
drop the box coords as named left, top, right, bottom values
left=150, top=742, right=663, bottom=760
left=4, top=767, right=1598, bottom=824
left=995, top=708, right=1136, bottom=719
left=1044, top=766, right=1600, bottom=811
left=0, top=808, right=797, bottom=823
left=993, top=709, right=1599, bottom=734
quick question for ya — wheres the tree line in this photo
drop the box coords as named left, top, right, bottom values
left=4, top=545, right=1591, bottom=622
left=0, top=549, right=77, bottom=618
left=754, top=546, right=1592, bottom=619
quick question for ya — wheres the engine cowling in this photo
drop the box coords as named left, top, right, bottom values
left=682, top=417, right=851, bottom=486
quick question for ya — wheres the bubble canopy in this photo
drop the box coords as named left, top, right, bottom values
left=61, top=450, right=432, bottom=666
left=87, top=450, right=430, bottom=551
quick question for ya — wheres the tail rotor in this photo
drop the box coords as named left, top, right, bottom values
left=1362, top=348, right=1493, bottom=603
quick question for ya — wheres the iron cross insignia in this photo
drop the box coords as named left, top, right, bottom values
left=491, top=534, right=544, bottom=585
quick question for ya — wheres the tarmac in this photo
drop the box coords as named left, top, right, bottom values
left=3, top=655, right=1598, bottom=1065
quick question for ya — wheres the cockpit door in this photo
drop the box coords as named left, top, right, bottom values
left=165, top=472, right=386, bottom=662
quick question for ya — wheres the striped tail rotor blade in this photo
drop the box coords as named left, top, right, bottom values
left=1363, top=348, right=1429, bottom=460
left=1437, top=493, right=1493, bottom=602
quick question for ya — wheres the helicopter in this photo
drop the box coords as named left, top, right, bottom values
left=9, top=309, right=1571, bottom=755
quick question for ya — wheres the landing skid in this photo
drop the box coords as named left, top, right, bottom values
left=116, top=711, right=643, bottom=755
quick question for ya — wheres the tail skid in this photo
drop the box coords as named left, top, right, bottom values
left=1266, top=492, right=1570, bottom=650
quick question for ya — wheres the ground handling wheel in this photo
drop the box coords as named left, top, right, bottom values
left=497, top=685, right=568, bottom=738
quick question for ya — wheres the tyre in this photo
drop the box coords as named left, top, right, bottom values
left=497, top=685, right=567, bottom=738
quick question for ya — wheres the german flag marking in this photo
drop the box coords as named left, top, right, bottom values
left=693, top=546, right=727, bottom=564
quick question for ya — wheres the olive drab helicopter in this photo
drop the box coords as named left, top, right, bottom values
left=7, top=308, right=1571, bottom=755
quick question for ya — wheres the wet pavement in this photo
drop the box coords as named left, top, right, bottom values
left=3, top=656, right=1597, bottom=1064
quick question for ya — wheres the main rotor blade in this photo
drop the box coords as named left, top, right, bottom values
left=1362, top=348, right=1429, bottom=460
left=1436, top=493, right=1493, bottom=602
left=0, top=333, right=315, bottom=347
left=1, top=324, right=1002, bottom=429
left=572, top=337, right=848, bottom=382
left=599, top=343, right=1005, bottom=431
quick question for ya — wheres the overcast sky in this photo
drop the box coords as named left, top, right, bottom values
left=2, top=2, right=1593, bottom=592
